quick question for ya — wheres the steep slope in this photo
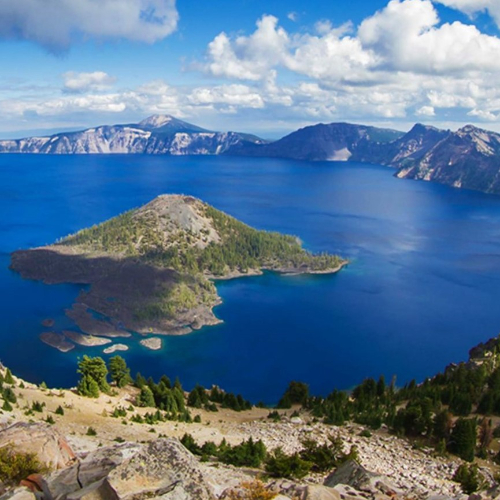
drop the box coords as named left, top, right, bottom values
left=396, top=125, right=500, bottom=193
left=10, top=195, right=346, bottom=347
left=228, top=121, right=500, bottom=195
left=226, top=122, right=404, bottom=161
left=0, top=115, right=264, bottom=155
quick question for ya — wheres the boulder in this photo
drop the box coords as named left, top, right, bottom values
left=305, top=486, right=342, bottom=500
left=324, top=461, right=401, bottom=497
left=66, top=480, right=118, bottom=500
left=0, top=423, right=76, bottom=470
left=0, top=488, right=36, bottom=500
left=104, top=439, right=214, bottom=500
left=50, top=439, right=213, bottom=500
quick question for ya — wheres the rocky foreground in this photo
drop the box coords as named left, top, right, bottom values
left=0, top=369, right=498, bottom=500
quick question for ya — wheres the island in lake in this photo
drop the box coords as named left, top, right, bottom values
left=10, top=195, right=347, bottom=351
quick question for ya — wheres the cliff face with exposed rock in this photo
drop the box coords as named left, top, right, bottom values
left=3, top=115, right=500, bottom=194
left=0, top=115, right=264, bottom=155
left=227, top=122, right=500, bottom=195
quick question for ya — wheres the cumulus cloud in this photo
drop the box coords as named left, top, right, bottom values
left=205, top=15, right=289, bottom=80
left=4, top=0, right=500, bottom=135
left=194, top=0, right=500, bottom=128
left=433, top=0, right=500, bottom=27
left=358, top=0, right=500, bottom=74
left=203, top=1, right=500, bottom=84
left=63, top=72, right=117, bottom=93
left=0, top=0, right=178, bottom=51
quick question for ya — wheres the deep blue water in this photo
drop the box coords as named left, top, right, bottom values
left=2, top=154, right=500, bottom=403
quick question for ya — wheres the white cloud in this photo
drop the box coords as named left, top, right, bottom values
left=468, top=108, right=498, bottom=121
left=63, top=72, right=116, bottom=93
left=4, top=0, right=500, bottom=135
left=287, top=12, right=298, bottom=22
left=205, top=15, right=289, bottom=80
left=203, top=1, right=500, bottom=81
left=433, top=0, right=500, bottom=28
left=358, top=0, right=500, bottom=74
left=188, top=85, right=265, bottom=109
left=416, top=105, right=436, bottom=116
left=0, top=0, right=178, bottom=51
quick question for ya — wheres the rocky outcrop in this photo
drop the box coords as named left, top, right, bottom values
left=0, top=115, right=264, bottom=156
left=44, top=439, right=214, bottom=500
left=228, top=121, right=500, bottom=196
left=226, top=122, right=403, bottom=161
left=0, top=423, right=76, bottom=470
left=324, top=460, right=401, bottom=497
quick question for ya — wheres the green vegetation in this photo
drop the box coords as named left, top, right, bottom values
left=277, top=381, right=310, bottom=408
left=188, top=384, right=251, bottom=412
left=180, top=432, right=354, bottom=480
left=59, top=198, right=343, bottom=277
left=108, top=355, right=132, bottom=388
left=0, top=447, right=47, bottom=485
left=453, top=464, right=486, bottom=494
left=77, top=356, right=110, bottom=397
left=4, top=369, right=14, bottom=385
left=264, top=448, right=311, bottom=480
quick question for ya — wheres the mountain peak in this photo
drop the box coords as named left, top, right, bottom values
left=138, top=114, right=175, bottom=129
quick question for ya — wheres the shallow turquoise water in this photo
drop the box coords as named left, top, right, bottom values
left=2, top=154, right=500, bottom=402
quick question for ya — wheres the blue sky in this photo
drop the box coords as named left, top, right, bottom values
left=0, top=0, right=500, bottom=138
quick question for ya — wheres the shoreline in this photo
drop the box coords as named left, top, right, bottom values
left=11, top=248, right=350, bottom=350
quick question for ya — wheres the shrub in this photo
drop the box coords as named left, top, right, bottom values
left=0, top=447, right=46, bottom=485
left=226, top=480, right=277, bottom=500
left=453, top=464, right=485, bottom=494
left=265, top=447, right=311, bottom=479
left=86, top=427, right=97, bottom=436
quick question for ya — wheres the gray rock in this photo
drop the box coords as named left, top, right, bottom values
left=305, top=485, right=342, bottom=500
left=104, top=439, right=214, bottom=500
left=324, top=461, right=401, bottom=497
left=66, top=480, right=118, bottom=500
left=0, top=488, right=36, bottom=500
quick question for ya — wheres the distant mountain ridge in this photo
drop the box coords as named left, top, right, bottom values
left=2, top=114, right=500, bottom=195
left=0, top=114, right=265, bottom=155
left=226, top=121, right=500, bottom=195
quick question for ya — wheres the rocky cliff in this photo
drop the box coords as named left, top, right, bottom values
left=227, top=122, right=500, bottom=195
left=0, top=115, right=264, bottom=155
left=4, top=115, right=500, bottom=195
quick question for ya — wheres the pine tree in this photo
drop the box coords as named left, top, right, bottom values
left=4, top=369, right=14, bottom=385
left=448, top=418, right=477, bottom=462
left=137, top=386, right=156, bottom=407
left=77, top=356, right=110, bottom=396
left=108, top=356, right=132, bottom=388
left=77, top=375, right=100, bottom=398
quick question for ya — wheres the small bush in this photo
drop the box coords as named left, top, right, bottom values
left=0, top=447, right=46, bottom=485
left=265, top=447, right=311, bottom=480
left=452, top=464, right=485, bottom=494
left=86, top=427, right=97, bottom=436
left=226, top=480, right=277, bottom=500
